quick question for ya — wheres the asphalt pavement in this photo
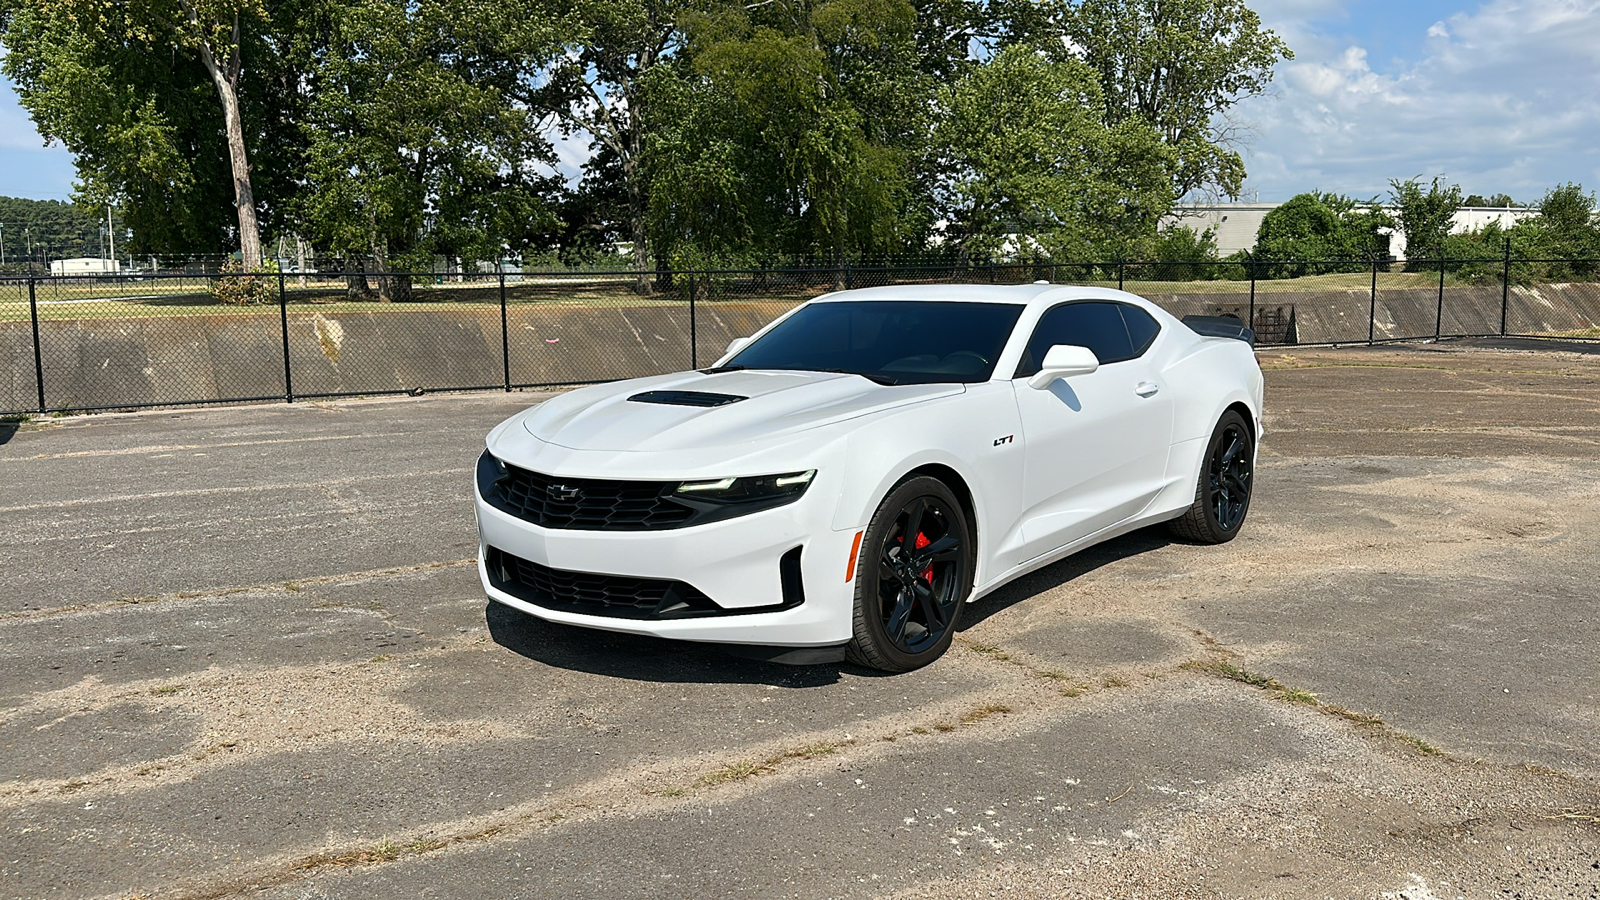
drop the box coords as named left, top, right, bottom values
left=2, top=340, right=1598, bottom=899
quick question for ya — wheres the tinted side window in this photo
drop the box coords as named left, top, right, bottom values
left=1119, top=305, right=1161, bottom=356
left=1016, top=302, right=1135, bottom=376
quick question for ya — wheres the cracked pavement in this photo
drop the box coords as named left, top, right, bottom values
left=3, top=338, right=1599, bottom=899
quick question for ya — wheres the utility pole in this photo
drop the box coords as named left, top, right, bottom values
left=107, top=205, right=115, bottom=272
left=1, top=222, right=6, bottom=267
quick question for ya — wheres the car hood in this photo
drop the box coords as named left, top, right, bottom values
left=521, top=369, right=964, bottom=453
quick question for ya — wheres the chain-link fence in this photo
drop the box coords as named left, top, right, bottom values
left=3, top=258, right=1596, bottom=414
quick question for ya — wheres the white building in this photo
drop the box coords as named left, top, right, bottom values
left=1165, top=204, right=1539, bottom=261
left=50, top=257, right=121, bottom=276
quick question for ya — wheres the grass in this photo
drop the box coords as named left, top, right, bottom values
left=1183, top=657, right=1448, bottom=757
left=0, top=267, right=1535, bottom=324
left=929, top=702, right=1013, bottom=733
left=697, top=742, right=842, bottom=787
left=961, top=640, right=1018, bottom=665
left=149, top=684, right=185, bottom=696
left=300, top=835, right=451, bottom=870
left=0, top=276, right=809, bottom=323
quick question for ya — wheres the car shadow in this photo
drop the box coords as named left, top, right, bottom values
left=958, top=527, right=1175, bottom=630
left=485, top=601, right=847, bottom=687
left=0, top=420, right=18, bottom=446
left=486, top=527, right=1176, bottom=684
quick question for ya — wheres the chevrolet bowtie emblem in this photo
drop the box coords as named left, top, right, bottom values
left=546, top=483, right=582, bottom=501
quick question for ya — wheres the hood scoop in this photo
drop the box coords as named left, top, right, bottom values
left=627, top=390, right=747, bottom=408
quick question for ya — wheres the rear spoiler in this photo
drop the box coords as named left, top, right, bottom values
left=1182, top=315, right=1256, bottom=347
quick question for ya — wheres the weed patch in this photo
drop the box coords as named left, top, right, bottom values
left=697, top=742, right=842, bottom=787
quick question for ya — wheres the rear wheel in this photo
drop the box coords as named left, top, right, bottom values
left=846, top=477, right=975, bottom=672
left=1168, top=410, right=1255, bottom=544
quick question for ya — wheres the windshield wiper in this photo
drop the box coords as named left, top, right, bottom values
left=699, top=364, right=748, bottom=374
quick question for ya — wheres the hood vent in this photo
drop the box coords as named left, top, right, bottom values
left=628, top=390, right=747, bottom=408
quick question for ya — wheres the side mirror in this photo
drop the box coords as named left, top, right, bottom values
left=1027, top=344, right=1099, bottom=389
left=725, top=336, right=750, bottom=357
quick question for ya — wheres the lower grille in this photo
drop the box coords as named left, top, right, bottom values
left=487, top=548, right=720, bottom=619
left=485, top=547, right=806, bottom=620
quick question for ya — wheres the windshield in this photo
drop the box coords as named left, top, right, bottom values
left=723, top=300, right=1023, bottom=384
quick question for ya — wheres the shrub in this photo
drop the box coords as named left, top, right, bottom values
left=210, top=260, right=277, bottom=305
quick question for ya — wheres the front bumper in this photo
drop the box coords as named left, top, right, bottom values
left=474, top=460, right=859, bottom=647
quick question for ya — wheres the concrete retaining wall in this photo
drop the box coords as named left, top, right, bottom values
left=3, top=285, right=1595, bottom=413
left=0, top=301, right=796, bottom=412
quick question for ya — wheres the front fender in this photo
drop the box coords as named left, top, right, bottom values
left=827, top=383, right=1024, bottom=590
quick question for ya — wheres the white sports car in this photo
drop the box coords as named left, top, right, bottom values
left=475, top=284, right=1262, bottom=671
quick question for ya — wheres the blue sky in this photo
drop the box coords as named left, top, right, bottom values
left=3, top=0, right=1598, bottom=206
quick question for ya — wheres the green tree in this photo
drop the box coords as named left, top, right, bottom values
left=0, top=196, right=113, bottom=266
left=643, top=0, right=929, bottom=269
left=296, top=0, right=562, bottom=297
left=1045, top=0, right=1292, bottom=201
left=1253, top=191, right=1389, bottom=276
left=531, top=0, right=684, bottom=289
left=1389, top=176, right=1462, bottom=267
left=1147, top=223, right=1220, bottom=280
left=1521, top=183, right=1600, bottom=278
left=0, top=0, right=305, bottom=264
left=934, top=45, right=1174, bottom=263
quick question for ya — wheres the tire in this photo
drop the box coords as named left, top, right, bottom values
left=1168, top=410, right=1256, bottom=544
left=846, top=476, right=976, bottom=672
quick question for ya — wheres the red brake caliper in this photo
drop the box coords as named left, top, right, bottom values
left=915, top=532, right=933, bottom=584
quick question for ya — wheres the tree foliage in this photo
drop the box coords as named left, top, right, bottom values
left=295, top=0, right=563, bottom=297
left=1388, top=176, right=1462, bottom=267
left=0, top=197, right=118, bottom=266
left=934, top=45, right=1173, bottom=262
left=3, top=0, right=1301, bottom=271
left=1044, top=0, right=1291, bottom=202
left=1254, top=191, right=1390, bottom=275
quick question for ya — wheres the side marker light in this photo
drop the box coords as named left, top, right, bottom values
left=845, top=531, right=865, bottom=582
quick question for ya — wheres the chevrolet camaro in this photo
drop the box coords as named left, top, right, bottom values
left=474, top=283, right=1262, bottom=671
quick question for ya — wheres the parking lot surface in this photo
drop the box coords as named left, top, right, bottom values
left=3, top=339, right=1598, bottom=899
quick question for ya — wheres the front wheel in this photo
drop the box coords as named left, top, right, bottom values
left=846, top=476, right=975, bottom=672
left=1168, top=410, right=1255, bottom=544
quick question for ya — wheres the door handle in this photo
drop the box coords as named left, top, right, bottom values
left=1135, top=381, right=1159, bottom=397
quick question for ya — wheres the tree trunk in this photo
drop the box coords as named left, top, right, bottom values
left=190, top=10, right=263, bottom=270
left=625, top=159, right=651, bottom=296
left=345, top=258, right=372, bottom=300
left=371, top=236, right=394, bottom=303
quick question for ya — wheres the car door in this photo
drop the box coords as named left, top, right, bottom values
left=1009, top=301, right=1173, bottom=564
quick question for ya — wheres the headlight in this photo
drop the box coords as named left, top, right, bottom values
left=674, top=470, right=816, bottom=502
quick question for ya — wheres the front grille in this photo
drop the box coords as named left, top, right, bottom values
left=483, top=456, right=694, bottom=531
left=487, top=548, right=720, bottom=619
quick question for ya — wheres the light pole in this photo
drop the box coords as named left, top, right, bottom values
left=1, top=222, right=6, bottom=267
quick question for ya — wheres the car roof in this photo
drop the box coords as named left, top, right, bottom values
left=810, top=283, right=1154, bottom=309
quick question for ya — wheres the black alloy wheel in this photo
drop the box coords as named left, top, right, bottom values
left=1169, top=409, right=1255, bottom=544
left=847, top=476, right=975, bottom=672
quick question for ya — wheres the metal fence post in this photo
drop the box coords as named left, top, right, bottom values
left=278, top=271, right=293, bottom=403
left=689, top=272, right=698, bottom=369
left=1247, top=255, right=1256, bottom=331
left=499, top=271, right=511, bottom=391
left=1500, top=236, right=1511, bottom=336
left=1117, top=259, right=1125, bottom=291
left=1369, top=256, right=1378, bottom=345
left=1435, top=256, right=1445, bottom=341
left=28, top=277, right=45, bottom=412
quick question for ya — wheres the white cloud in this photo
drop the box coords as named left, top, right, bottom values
left=1236, top=0, right=1600, bottom=203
